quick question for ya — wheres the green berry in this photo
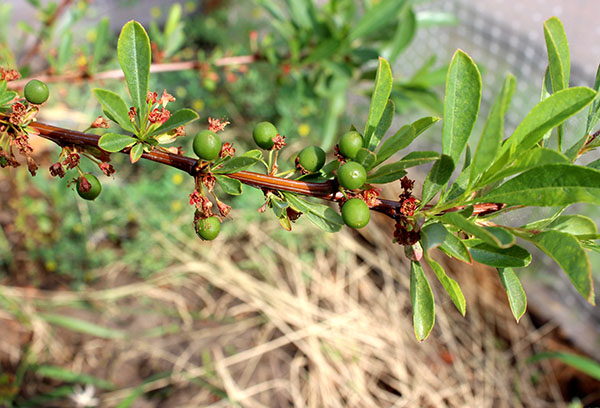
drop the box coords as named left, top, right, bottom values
left=342, top=198, right=370, bottom=229
left=24, top=79, right=49, bottom=104
left=77, top=174, right=102, bottom=201
left=193, top=130, right=221, bottom=161
left=195, top=216, right=221, bottom=240
left=298, top=145, right=326, bottom=172
left=252, top=121, right=277, bottom=150
left=337, top=161, right=366, bottom=190
left=338, top=131, right=363, bottom=159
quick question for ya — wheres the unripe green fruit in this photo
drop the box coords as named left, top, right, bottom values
left=195, top=216, right=221, bottom=240
left=252, top=121, right=277, bottom=150
left=338, top=131, right=363, bottom=159
left=193, top=130, right=221, bottom=161
left=298, top=145, right=326, bottom=172
left=77, top=174, right=102, bottom=200
left=24, top=79, right=49, bottom=104
left=337, top=161, right=366, bottom=190
left=342, top=198, right=370, bottom=229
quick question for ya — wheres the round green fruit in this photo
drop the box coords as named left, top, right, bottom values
left=193, top=130, right=221, bottom=161
left=342, top=198, right=370, bottom=229
left=337, top=161, right=366, bottom=190
left=195, top=216, right=221, bottom=240
left=77, top=174, right=102, bottom=201
left=338, top=131, right=363, bottom=159
left=252, top=121, right=277, bottom=150
left=298, top=145, right=326, bottom=172
left=24, top=79, right=49, bottom=104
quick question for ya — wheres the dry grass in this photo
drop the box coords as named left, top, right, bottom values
left=0, top=205, right=568, bottom=407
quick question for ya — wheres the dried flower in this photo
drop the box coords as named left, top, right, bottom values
left=219, top=142, right=235, bottom=158
left=272, top=134, right=286, bottom=150
left=148, top=107, right=171, bottom=124
left=91, top=116, right=109, bottom=128
left=208, top=117, right=230, bottom=133
left=99, top=162, right=115, bottom=176
left=49, top=162, right=66, bottom=178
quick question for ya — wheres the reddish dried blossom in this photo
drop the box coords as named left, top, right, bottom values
left=333, top=145, right=347, bottom=165
left=0, top=67, right=20, bottom=81
left=11, top=130, right=32, bottom=155
left=158, top=89, right=175, bottom=106
left=62, top=152, right=80, bottom=170
left=9, top=103, right=27, bottom=126
left=49, top=162, right=66, bottom=178
left=26, top=156, right=38, bottom=176
left=146, top=91, right=158, bottom=105
left=190, top=190, right=213, bottom=217
left=295, top=156, right=309, bottom=175
left=217, top=200, right=231, bottom=217
left=148, top=107, right=171, bottom=124
left=0, top=148, right=18, bottom=168
left=400, top=176, right=414, bottom=193
left=171, top=126, right=185, bottom=138
left=166, top=146, right=183, bottom=155
left=400, top=197, right=417, bottom=217
left=208, top=117, right=230, bottom=133
left=78, top=175, right=91, bottom=193
left=219, top=142, right=235, bottom=159
left=201, top=174, right=216, bottom=191
left=99, top=162, right=115, bottom=177
left=393, top=217, right=420, bottom=246
left=362, top=188, right=381, bottom=207
left=91, top=116, right=109, bottom=128
left=272, top=134, right=286, bottom=150
left=128, top=107, right=137, bottom=122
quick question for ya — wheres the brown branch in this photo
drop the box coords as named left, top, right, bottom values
left=8, top=55, right=262, bottom=90
left=27, top=121, right=505, bottom=220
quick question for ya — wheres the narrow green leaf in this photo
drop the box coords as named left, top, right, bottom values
left=544, top=215, right=598, bottom=236
left=586, top=64, right=600, bottom=134
left=439, top=232, right=472, bottom=264
left=412, top=116, right=441, bottom=136
left=375, top=125, right=415, bottom=166
left=149, top=108, right=198, bottom=137
left=410, top=261, right=435, bottom=341
left=364, top=58, right=393, bottom=148
left=129, top=142, right=144, bottom=163
left=0, top=90, right=16, bottom=106
left=420, top=222, right=448, bottom=252
left=497, top=268, right=527, bottom=322
left=282, top=192, right=343, bottom=233
left=117, top=21, right=151, bottom=117
left=92, top=18, right=110, bottom=72
left=525, top=231, right=594, bottom=304
left=284, top=0, right=312, bottom=29
left=367, top=151, right=438, bottom=184
left=442, top=50, right=482, bottom=165
left=92, top=88, right=136, bottom=132
left=98, top=133, right=137, bottom=152
left=35, top=365, right=115, bottom=389
left=441, top=212, right=512, bottom=248
left=544, top=17, right=570, bottom=92
left=355, top=148, right=377, bottom=171
left=500, top=87, right=596, bottom=159
left=529, top=352, right=600, bottom=381
left=388, top=7, right=416, bottom=61
left=348, top=0, right=407, bottom=41
left=368, top=99, right=395, bottom=151
left=421, top=154, right=454, bottom=205
left=479, top=164, right=600, bottom=207
left=303, top=39, right=344, bottom=65
left=470, top=74, right=516, bottom=186
left=215, top=175, right=242, bottom=195
left=213, top=152, right=260, bottom=174
left=41, top=313, right=126, bottom=339
left=465, top=240, right=532, bottom=268
left=425, top=255, right=466, bottom=316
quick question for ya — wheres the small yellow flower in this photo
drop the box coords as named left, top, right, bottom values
left=171, top=200, right=182, bottom=212
left=192, top=99, right=205, bottom=111
left=298, top=123, right=310, bottom=137
left=172, top=173, right=184, bottom=185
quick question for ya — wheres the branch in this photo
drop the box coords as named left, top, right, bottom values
left=28, top=121, right=505, bottom=219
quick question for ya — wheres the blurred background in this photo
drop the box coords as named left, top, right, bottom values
left=0, top=0, right=599, bottom=406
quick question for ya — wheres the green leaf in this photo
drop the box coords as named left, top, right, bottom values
left=543, top=215, right=598, bottom=236
left=35, top=365, right=115, bottom=389
left=98, top=133, right=137, bottom=153
left=92, top=88, right=136, bottom=132
left=440, top=212, right=513, bottom=248
left=586, top=64, right=600, bottom=134
left=118, top=20, right=151, bottom=118
left=465, top=240, right=532, bottom=268
left=529, top=352, right=600, bottom=381
left=425, top=255, right=466, bottom=316
left=284, top=0, right=312, bottom=29
left=213, top=152, right=261, bottom=174
left=149, top=108, right=198, bottom=137
left=92, top=18, right=110, bottom=72
left=479, top=164, right=600, bottom=207
left=420, top=222, right=448, bottom=252
left=442, top=50, right=482, bottom=165
left=282, top=192, right=343, bottom=233
left=589, top=158, right=600, bottom=170
left=500, top=87, right=596, bottom=159
left=524, top=231, right=594, bottom=304
left=348, top=0, right=408, bottom=41
left=375, top=125, right=414, bottom=166
left=388, top=7, right=416, bottom=61
left=368, top=99, right=395, bottom=151
left=411, top=116, right=441, bottom=136
left=367, top=151, right=438, bottom=184
left=544, top=17, right=570, bottom=92
left=364, top=58, right=393, bottom=148
left=421, top=154, right=455, bottom=205
left=439, top=232, right=472, bottom=264
left=41, top=313, right=126, bottom=339
left=410, top=261, right=435, bottom=342
left=355, top=148, right=377, bottom=171
left=470, top=74, right=516, bottom=186
left=497, top=268, right=527, bottom=322
left=303, top=39, right=344, bottom=65
left=215, top=175, right=242, bottom=195
left=129, top=142, right=144, bottom=163
left=0, top=90, right=16, bottom=106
